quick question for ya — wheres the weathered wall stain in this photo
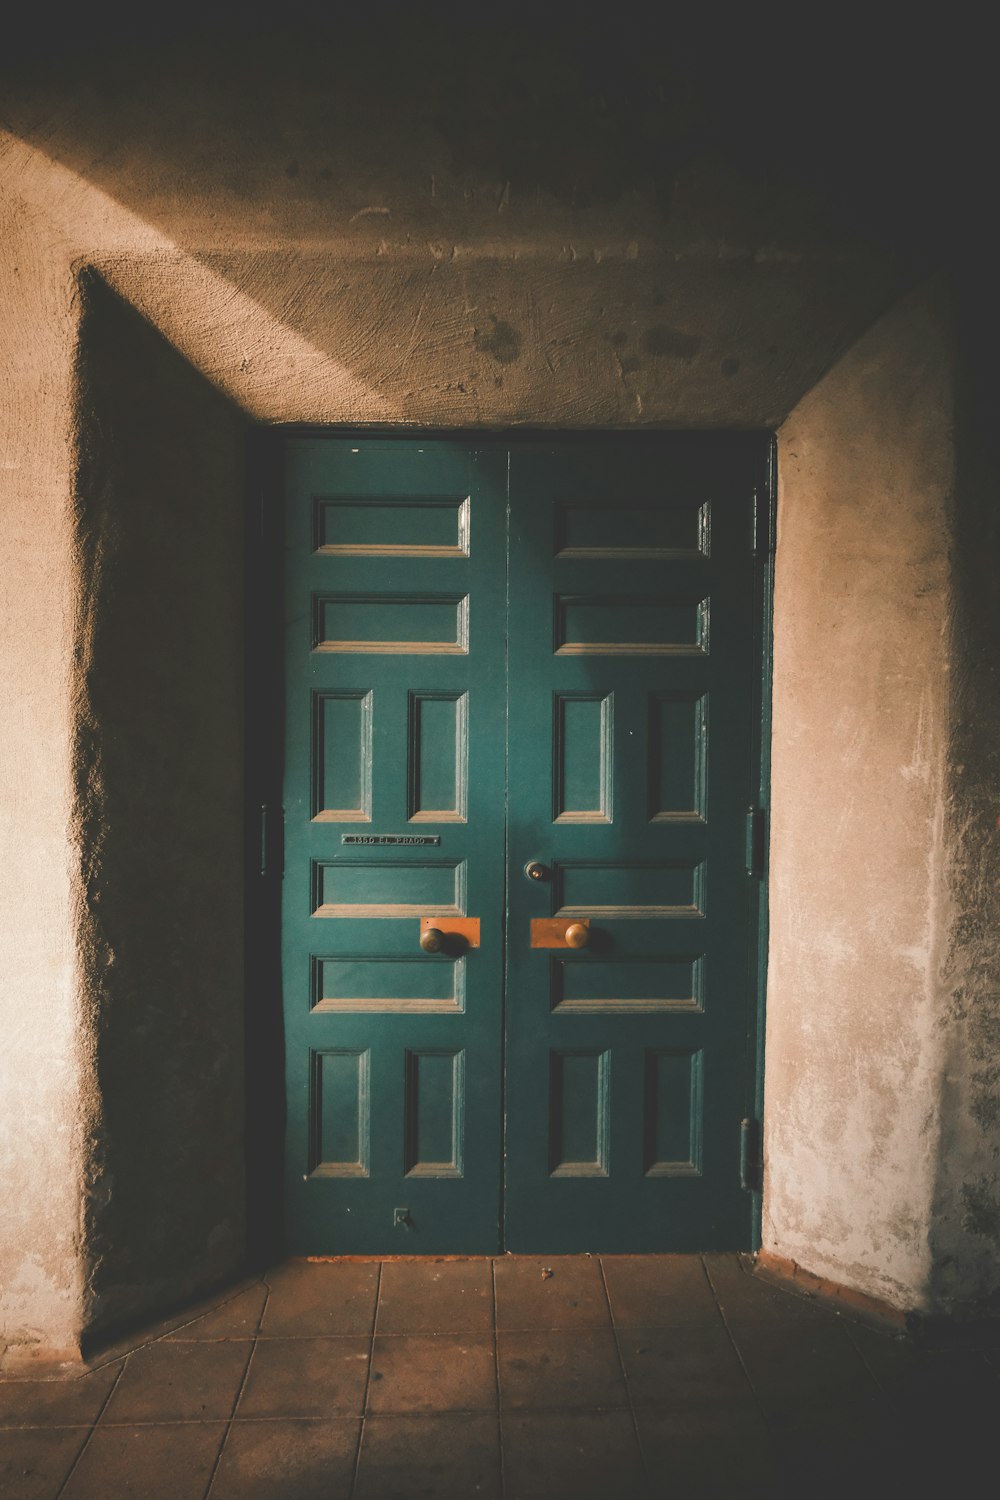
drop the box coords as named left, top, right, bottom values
left=960, top=1182, right=1000, bottom=1240
left=641, top=325, right=700, bottom=360
left=474, top=316, right=523, bottom=365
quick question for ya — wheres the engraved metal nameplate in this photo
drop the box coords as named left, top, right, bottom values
left=341, top=834, right=441, bottom=847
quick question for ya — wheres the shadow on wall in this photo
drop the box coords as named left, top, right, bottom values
left=930, top=260, right=1000, bottom=1318
left=0, top=10, right=974, bottom=428
left=73, top=273, right=256, bottom=1345
left=2, top=3, right=976, bottom=246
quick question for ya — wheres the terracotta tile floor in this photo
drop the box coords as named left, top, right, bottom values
left=1, top=1254, right=997, bottom=1498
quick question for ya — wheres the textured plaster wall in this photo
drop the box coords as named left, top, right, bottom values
left=0, top=206, right=88, bottom=1365
left=766, top=281, right=956, bottom=1313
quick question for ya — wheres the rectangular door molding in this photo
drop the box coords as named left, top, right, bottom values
left=276, top=433, right=770, bottom=1254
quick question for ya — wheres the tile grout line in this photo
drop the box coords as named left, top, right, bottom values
left=491, top=1258, right=505, bottom=1500
left=78, top=1280, right=265, bottom=1375
left=347, top=1259, right=383, bottom=1500
left=201, top=1276, right=271, bottom=1499
left=840, top=1320, right=888, bottom=1392
left=74, top=1398, right=703, bottom=1424
left=151, top=1281, right=266, bottom=1347
left=245, top=1331, right=533, bottom=1342
left=700, top=1254, right=773, bottom=1434
left=53, top=1352, right=129, bottom=1498
left=597, top=1256, right=653, bottom=1500
left=839, top=1316, right=918, bottom=1445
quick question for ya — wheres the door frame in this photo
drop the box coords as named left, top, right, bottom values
left=244, top=427, right=775, bottom=1262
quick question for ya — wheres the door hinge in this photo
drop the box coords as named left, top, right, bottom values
left=740, top=1117, right=762, bottom=1193
left=745, top=806, right=767, bottom=877
left=260, top=802, right=283, bottom=878
left=259, top=803, right=269, bottom=877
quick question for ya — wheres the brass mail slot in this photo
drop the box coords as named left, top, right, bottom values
left=531, top=917, right=590, bottom=949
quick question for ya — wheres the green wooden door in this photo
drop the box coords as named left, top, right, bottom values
left=504, top=440, right=763, bottom=1250
left=280, top=434, right=767, bottom=1254
left=281, top=439, right=507, bottom=1253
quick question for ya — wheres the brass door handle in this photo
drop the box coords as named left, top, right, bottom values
left=418, top=917, right=481, bottom=952
left=530, top=918, right=591, bottom=949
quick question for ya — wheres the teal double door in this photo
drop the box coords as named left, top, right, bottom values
left=280, top=434, right=769, bottom=1254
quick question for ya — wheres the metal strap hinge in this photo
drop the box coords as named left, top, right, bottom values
left=259, top=803, right=270, bottom=877
left=745, top=807, right=767, bottom=877
left=260, top=803, right=284, bottom=878
left=740, top=1118, right=762, bottom=1193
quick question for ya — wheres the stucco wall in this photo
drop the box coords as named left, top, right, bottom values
left=767, top=280, right=956, bottom=1313
left=0, top=207, right=87, bottom=1368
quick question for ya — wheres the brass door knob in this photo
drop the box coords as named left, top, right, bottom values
left=564, top=923, right=589, bottom=949
left=420, top=927, right=445, bottom=954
